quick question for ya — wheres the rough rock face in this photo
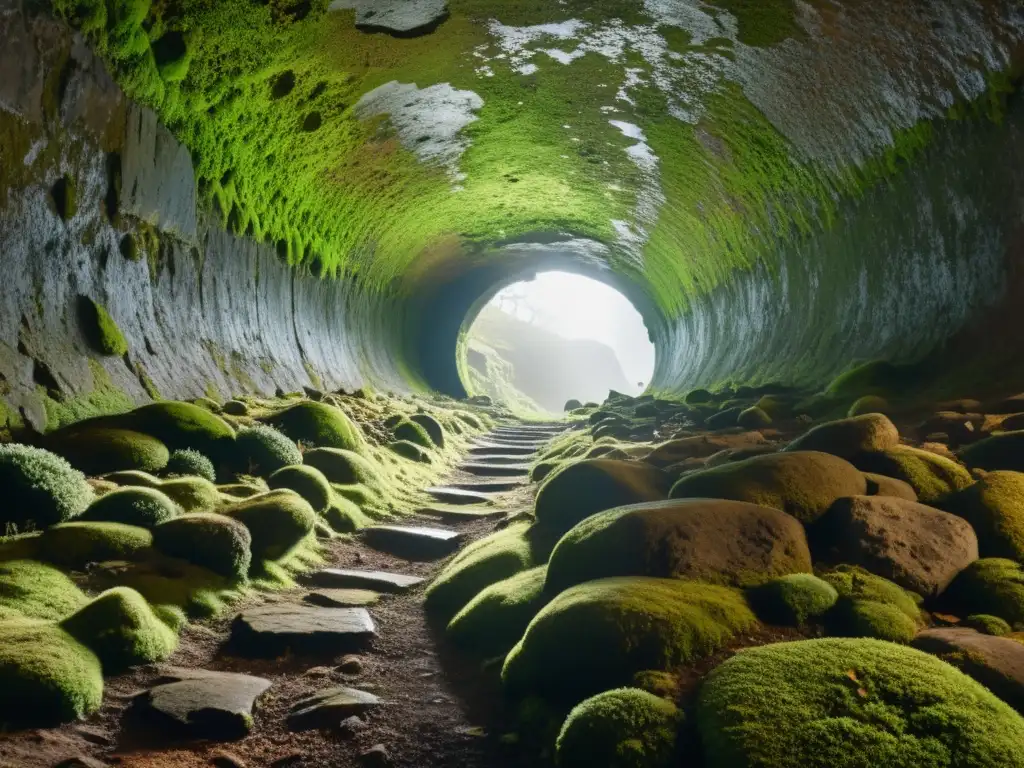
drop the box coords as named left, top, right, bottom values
left=546, top=498, right=812, bottom=593
left=332, top=0, right=449, bottom=36
left=813, top=495, right=978, bottom=596
left=913, top=628, right=1024, bottom=713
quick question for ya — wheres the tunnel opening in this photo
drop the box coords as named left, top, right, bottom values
left=459, top=271, right=655, bottom=416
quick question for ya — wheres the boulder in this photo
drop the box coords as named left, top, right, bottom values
left=669, top=451, right=867, bottom=525
left=913, top=628, right=1024, bottom=713
left=853, top=446, right=973, bottom=504
left=943, top=471, right=1024, bottom=560
left=812, top=496, right=978, bottom=596
left=943, top=558, right=1024, bottom=626
left=643, top=432, right=767, bottom=468
left=864, top=472, right=918, bottom=500
left=546, top=498, right=812, bottom=594
left=784, top=413, right=899, bottom=460
left=961, top=431, right=1024, bottom=472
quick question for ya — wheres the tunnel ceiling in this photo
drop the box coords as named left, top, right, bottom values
left=49, top=0, right=1024, bottom=318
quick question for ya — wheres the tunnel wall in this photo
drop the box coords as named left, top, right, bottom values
left=0, top=7, right=410, bottom=434
left=651, top=91, right=1024, bottom=397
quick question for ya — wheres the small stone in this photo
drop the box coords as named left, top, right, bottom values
left=287, top=686, right=381, bottom=731
left=211, top=751, right=248, bottom=768
left=339, top=655, right=364, bottom=675
left=359, top=745, right=392, bottom=768
left=339, top=715, right=367, bottom=738
left=303, top=666, right=335, bottom=678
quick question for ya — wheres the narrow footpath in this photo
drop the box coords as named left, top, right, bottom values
left=1, top=422, right=568, bottom=768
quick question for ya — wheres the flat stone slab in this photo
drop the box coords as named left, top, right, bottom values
left=231, top=605, right=376, bottom=656
left=451, top=480, right=523, bottom=493
left=303, top=588, right=381, bottom=608
left=427, top=486, right=496, bottom=505
left=469, top=443, right=536, bottom=456
left=467, top=454, right=539, bottom=465
left=362, top=525, right=463, bottom=560
left=418, top=503, right=506, bottom=520
left=305, top=568, right=425, bottom=593
left=332, top=0, right=449, bottom=37
left=287, top=685, right=382, bottom=731
left=460, top=462, right=531, bottom=477
left=134, top=668, right=271, bottom=741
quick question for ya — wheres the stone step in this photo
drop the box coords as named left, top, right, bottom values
left=480, top=434, right=551, bottom=444
left=362, top=524, right=464, bottom=560
left=426, top=486, right=496, bottom=505
left=492, top=427, right=566, bottom=437
left=459, top=462, right=531, bottom=477
left=303, top=588, right=381, bottom=608
left=231, top=605, right=376, bottom=656
left=466, top=454, right=538, bottom=465
left=451, top=479, right=523, bottom=493
left=418, top=503, right=507, bottom=520
left=305, top=568, right=425, bottom=593
left=469, top=443, right=537, bottom=457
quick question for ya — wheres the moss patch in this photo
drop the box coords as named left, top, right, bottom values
left=264, top=401, right=365, bottom=453
left=268, top=464, right=333, bottom=513
left=747, top=573, right=838, bottom=626
left=0, top=444, right=94, bottom=530
left=46, top=427, right=170, bottom=476
left=944, top=559, right=1024, bottom=627
left=233, top=423, right=303, bottom=476
left=224, top=489, right=316, bottom=563
left=0, top=559, right=88, bottom=621
left=447, top=565, right=549, bottom=657
left=853, top=446, right=973, bottom=505
left=81, top=486, right=179, bottom=528
left=152, top=512, right=252, bottom=580
left=79, top=296, right=128, bottom=356
left=38, top=522, right=153, bottom=570
left=165, top=448, right=216, bottom=482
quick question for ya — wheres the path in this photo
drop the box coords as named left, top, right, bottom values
left=0, top=422, right=567, bottom=768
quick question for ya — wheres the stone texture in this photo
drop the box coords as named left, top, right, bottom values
left=303, top=588, right=381, bottom=608
left=813, top=495, right=978, bottom=596
left=287, top=686, right=381, bottom=731
left=427, top=486, right=497, bottom=505
left=305, top=568, right=425, bottom=593
left=332, top=0, right=449, bottom=37
left=362, top=525, right=464, bottom=560
left=133, top=667, right=271, bottom=741
left=913, top=628, right=1024, bottom=712
left=231, top=605, right=376, bottom=655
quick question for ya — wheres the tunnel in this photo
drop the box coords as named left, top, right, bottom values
left=3, top=0, right=1024, bottom=765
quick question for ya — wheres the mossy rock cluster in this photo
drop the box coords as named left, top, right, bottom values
left=46, top=427, right=169, bottom=476
left=819, top=565, right=923, bottom=642
left=80, top=486, right=179, bottom=528
left=103, top=402, right=236, bottom=457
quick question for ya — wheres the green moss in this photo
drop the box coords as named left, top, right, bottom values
left=116, top=553, right=240, bottom=621
left=848, top=395, right=890, bottom=418
left=820, top=565, right=923, bottom=641
left=152, top=512, right=252, bottom=580
left=233, top=423, right=303, bottom=476
left=61, top=586, right=177, bottom=672
left=943, top=472, right=1024, bottom=560
left=785, top=414, right=900, bottom=461
left=100, top=401, right=235, bottom=456
left=697, top=638, right=1024, bottom=768
left=0, top=443, right=95, bottom=531
left=46, top=427, right=170, bottom=475
left=158, top=476, right=220, bottom=512
left=38, top=360, right=135, bottom=432
left=736, top=406, right=771, bottom=429
left=502, top=577, right=757, bottom=703
left=393, top=418, right=432, bottom=449
left=535, top=459, right=672, bottom=536
left=410, top=413, right=445, bottom=448
left=303, top=447, right=384, bottom=490
left=264, top=401, right=365, bottom=453
left=165, top=448, right=216, bottom=482
left=706, top=0, right=802, bottom=47
left=224, top=489, right=316, bottom=563
left=0, top=559, right=88, bottom=621
left=267, top=464, right=332, bottom=513
left=747, top=573, right=838, bottom=626
left=447, top=565, right=549, bottom=657
left=81, top=297, right=128, bottom=356
left=944, top=559, right=1024, bottom=627
left=81, top=486, right=179, bottom=528
left=389, top=439, right=431, bottom=463
left=323, top=495, right=371, bottom=533
left=0, top=619, right=104, bottom=728
left=38, top=522, right=153, bottom=569
left=555, top=688, right=682, bottom=768
left=853, top=446, right=973, bottom=505
left=670, top=451, right=867, bottom=525
left=964, top=614, right=1012, bottom=636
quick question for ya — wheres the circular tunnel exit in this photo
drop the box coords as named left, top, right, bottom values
left=459, top=271, right=656, bottom=415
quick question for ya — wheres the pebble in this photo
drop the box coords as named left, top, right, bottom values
left=359, top=745, right=392, bottom=768
left=339, top=715, right=367, bottom=738
left=211, top=751, right=248, bottom=768
left=339, top=655, right=364, bottom=675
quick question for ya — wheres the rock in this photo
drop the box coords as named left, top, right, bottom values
left=546, top=498, right=812, bottom=594
left=943, top=471, right=1024, bottom=560
left=784, top=413, right=899, bottom=459
left=359, top=744, right=393, bottom=767
left=944, top=559, right=1024, bottom=626
left=917, top=412, right=984, bottom=445
left=339, top=655, right=364, bottom=674
left=961, top=431, right=1024, bottom=472
left=812, top=496, right=978, bottom=596
left=737, top=406, right=772, bottom=429
left=460, top=462, right=531, bottom=477
left=670, top=451, right=867, bottom=524
left=339, top=715, right=367, bottom=738
left=304, top=569, right=424, bottom=593
left=534, top=459, right=673, bottom=535
left=864, top=472, right=918, bottom=500
left=231, top=605, right=376, bottom=656
left=287, top=686, right=381, bottom=731
left=644, top=432, right=767, bottom=468
left=134, top=668, right=271, bottom=741
left=706, top=407, right=743, bottom=430
left=361, top=525, right=463, bottom=560
left=303, top=589, right=380, bottom=608
left=210, top=751, right=248, bottom=768
left=120, top=104, right=198, bottom=243
left=564, top=399, right=584, bottom=412
left=853, top=446, right=974, bottom=504
left=912, top=628, right=1024, bottom=712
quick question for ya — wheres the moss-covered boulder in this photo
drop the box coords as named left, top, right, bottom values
left=555, top=688, right=682, bottom=768
left=61, top=587, right=177, bottom=673
left=0, top=444, right=94, bottom=529
left=785, top=413, right=900, bottom=460
left=644, top=432, right=767, bottom=469
left=0, top=619, right=103, bottom=728
left=944, top=472, right=1024, bottom=561
left=113, top=401, right=235, bottom=455
left=864, top=472, right=918, bottom=500
left=426, top=522, right=545, bottom=621
left=268, top=465, right=332, bottom=513
left=0, top=560, right=88, bottom=621
left=46, top=428, right=169, bottom=476
left=393, top=418, right=432, bottom=449
left=410, top=413, right=445, bottom=448
left=820, top=565, right=923, bottom=642
left=964, top=614, right=1012, bottom=636
left=812, top=495, right=978, bottom=597
left=546, top=498, right=811, bottom=594
left=447, top=566, right=549, bottom=657
left=747, top=573, right=838, bottom=626
left=160, top=477, right=221, bottom=513
left=153, top=513, right=252, bottom=580
left=669, top=451, right=866, bottom=525
left=737, top=406, right=772, bottom=429
left=234, top=423, right=303, bottom=476
left=944, top=559, right=1024, bottom=627
left=38, top=522, right=153, bottom=569
left=389, top=440, right=431, bottom=463
left=961, top=431, right=1024, bottom=472
left=535, top=459, right=673, bottom=536
left=696, top=638, right=1024, bottom=768
left=303, top=447, right=383, bottom=490
left=224, top=490, right=316, bottom=562
left=265, top=401, right=364, bottom=452
left=853, top=446, right=973, bottom=504
left=848, top=395, right=891, bottom=417
left=165, top=449, right=216, bottom=482
left=323, top=495, right=371, bottom=533
left=80, top=486, right=179, bottom=528
left=502, top=577, right=756, bottom=702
